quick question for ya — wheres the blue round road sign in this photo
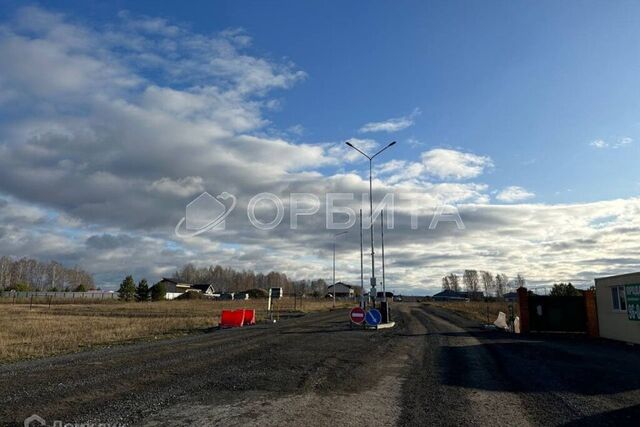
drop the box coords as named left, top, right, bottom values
left=365, top=308, right=382, bottom=326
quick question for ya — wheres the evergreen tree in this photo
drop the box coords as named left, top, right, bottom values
left=151, top=281, right=167, bottom=301
left=118, top=275, right=136, bottom=301
left=136, top=279, right=150, bottom=302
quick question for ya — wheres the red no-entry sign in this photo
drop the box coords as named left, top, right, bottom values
left=350, top=307, right=366, bottom=324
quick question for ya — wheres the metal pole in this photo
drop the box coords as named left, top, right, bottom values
left=369, top=158, right=376, bottom=305
left=332, top=238, right=336, bottom=309
left=360, top=209, right=364, bottom=308
left=381, top=209, right=386, bottom=303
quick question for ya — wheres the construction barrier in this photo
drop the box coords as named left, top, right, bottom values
left=220, top=309, right=246, bottom=328
left=243, top=309, right=256, bottom=325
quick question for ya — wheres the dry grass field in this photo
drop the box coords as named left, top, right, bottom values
left=425, top=300, right=518, bottom=324
left=0, top=297, right=351, bottom=363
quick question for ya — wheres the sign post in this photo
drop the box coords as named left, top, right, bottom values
left=350, top=307, right=366, bottom=325
left=365, top=308, right=382, bottom=327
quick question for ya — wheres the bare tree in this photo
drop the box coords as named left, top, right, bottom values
left=481, top=271, right=495, bottom=297
left=515, top=273, right=526, bottom=290
left=495, top=273, right=508, bottom=298
left=447, top=273, right=460, bottom=292
left=463, top=270, right=480, bottom=299
left=441, top=276, right=451, bottom=291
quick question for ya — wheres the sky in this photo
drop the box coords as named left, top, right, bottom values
left=1, top=1, right=640, bottom=294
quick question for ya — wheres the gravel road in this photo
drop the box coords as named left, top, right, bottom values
left=1, top=303, right=639, bottom=426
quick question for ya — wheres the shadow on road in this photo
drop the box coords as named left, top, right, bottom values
left=438, top=336, right=640, bottom=395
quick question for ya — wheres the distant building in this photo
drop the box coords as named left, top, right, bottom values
left=190, top=284, right=216, bottom=295
left=327, top=282, right=356, bottom=298
left=153, top=278, right=215, bottom=300
left=594, top=272, right=640, bottom=344
left=432, top=289, right=484, bottom=301
left=503, top=292, right=518, bottom=302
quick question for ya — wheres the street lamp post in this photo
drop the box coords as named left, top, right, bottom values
left=332, top=231, right=348, bottom=308
left=359, top=209, right=364, bottom=309
left=345, top=140, right=396, bottom=308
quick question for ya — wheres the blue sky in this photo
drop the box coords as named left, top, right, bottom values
left=2, top=1, right=640, bottom=293
left=6, top=0, right=640, bottom=203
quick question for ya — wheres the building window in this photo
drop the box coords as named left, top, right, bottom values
left=611, top=286, right=627, bottom=312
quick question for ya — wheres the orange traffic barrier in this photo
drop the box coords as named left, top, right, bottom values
left=243, top=309, right=256, bottom=325
left=220, top=309, right=245, bottom=328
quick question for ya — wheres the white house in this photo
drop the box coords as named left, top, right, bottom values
left=327, top=282, right=356, bottom=298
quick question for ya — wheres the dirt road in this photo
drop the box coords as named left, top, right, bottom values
left=1, top=303, right=639, bottom=426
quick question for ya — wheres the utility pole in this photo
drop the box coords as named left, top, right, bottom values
left=345, top=140, right=396, bottom=308
left=360, top=209, right=364, bottom=309
left=332, top=231, right=348, bottom=309
left=381, top=209, right=389, bottom=322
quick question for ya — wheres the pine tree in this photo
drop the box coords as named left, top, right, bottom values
left=118, top=275, right=136, bottom=301
left=136, top=279, right=150, bottom=302
left=151, top=281, right=166, bottom=301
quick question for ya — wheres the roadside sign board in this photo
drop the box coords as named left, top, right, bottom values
left=625, top=284, right=640, bottom=321
left=365, top=308, right=382, bottom=326
left=350, top=307, right=366, bottom=324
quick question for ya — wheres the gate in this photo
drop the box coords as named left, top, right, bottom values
left=527, top=295, right=586, bottom=332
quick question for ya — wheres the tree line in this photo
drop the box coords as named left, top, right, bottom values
left=0, top=256, right=94, bottom=292
left=441, top=270, right=526, bottom=299
left=173, top=263, right=328, bottom=296
left=116, top=264, right=331, bottom=302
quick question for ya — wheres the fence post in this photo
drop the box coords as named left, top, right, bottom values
left=517, top=287, right=530, bottom=333
left=584, top=289, right=599, bottom=337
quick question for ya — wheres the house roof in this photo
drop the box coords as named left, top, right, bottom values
left=328, top=282, right=355, bottom=289
left=190, top=284, right=213, bottom=292
left=433, top=289, right=460, bottom=298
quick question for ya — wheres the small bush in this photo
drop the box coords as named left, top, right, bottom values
left=175, top=291, right=207, bottom=300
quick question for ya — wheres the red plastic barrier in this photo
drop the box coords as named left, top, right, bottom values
left=220, top=309, right=245, bottom=328
left=243, top=309, right=256, bottom=325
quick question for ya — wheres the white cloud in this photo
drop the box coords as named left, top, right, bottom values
left=358, top=109, right=419, bottom=133
left=3, top=7, right=640, bottom=296
left=496, top=186, right=535, bottom=203
left=148, top=176, right=205, bottom=197
left=421, top=148, right=493, bottom=180
left=327, top=138, right=379, bottom=163
left=590, top=137, right=633, bottom=149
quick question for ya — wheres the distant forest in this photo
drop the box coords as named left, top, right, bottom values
left=0, top=256, right=95, bottom=291
left=173, top=263, right=329, bottom=296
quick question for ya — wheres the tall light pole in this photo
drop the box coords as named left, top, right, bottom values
left=359, top=209, right=364, bottom=309
left=345, top=140, right=396, bottom=306
left=332, top=230, right=348, bottom=308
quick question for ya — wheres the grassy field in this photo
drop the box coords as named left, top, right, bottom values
left=0, top=297, right=351, bottom=363
left=425, top=300, right=518, bottom=324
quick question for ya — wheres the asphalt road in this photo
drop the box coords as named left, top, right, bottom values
left=1, top=303, right=639, bottom=426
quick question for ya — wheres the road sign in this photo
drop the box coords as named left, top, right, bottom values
left=350, top=307, right=366, bottom=324
left=365, top=308, right=382, bottom=326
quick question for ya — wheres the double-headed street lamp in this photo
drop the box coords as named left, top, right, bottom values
left=345, top=140, right=396, bottom=307
left=332, top=230, right=348, bottom=308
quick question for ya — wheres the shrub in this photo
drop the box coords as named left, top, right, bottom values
left=175, top=291, right=206, bottom=300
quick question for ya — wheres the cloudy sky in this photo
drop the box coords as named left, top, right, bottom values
left=2, top=1, right=640, bottom=294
